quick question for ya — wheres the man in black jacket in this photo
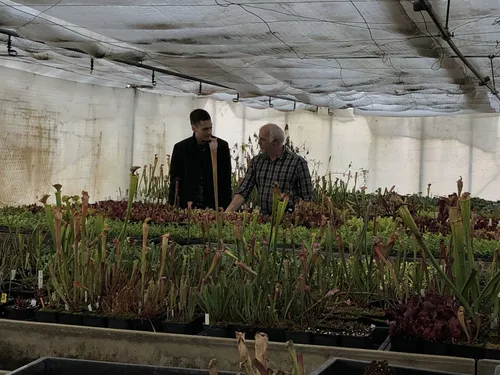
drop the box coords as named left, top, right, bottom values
left=168, top=109, right=232, bottom=210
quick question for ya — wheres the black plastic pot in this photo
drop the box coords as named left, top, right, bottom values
left=6, top=305, right=35, bottom=320
left=0, top=302, right=7, bottom=318
left=447, top=343, right=485, bottom=360
left=485, top=347, right=500, bottom=360
left=34, top=309, right=58, bottom=324
left=370, top=327, right=390, bottom=349
left=203, top=324, right=232, bottom=338
left=311, top=332, right=341, bottom=347
left=162, top=316, right=204, bottom=335
left=82, top=314, right=108, bottom=328
left=312, top=325, right=375, bottom=350
left=130, top=317, right=162, bottom=332
left=390, top=336, right=425, bottom=354
left=422, top=341, right=448, bottom=356
left=108, top=317, right=132, bottom=330
left=256, top=327, right=286, bottom=342
left=285, top=330, right=312, bottom=345
left=58, top=312, right=83, bottom=326
left=311, top=358, right=465, bottom=375
left=391, top=336, right=485, bottom=359
left=230, top=324, right=256, bottom=340
left=341, top=334, right=373, bottom=349
left=9, top=357, right=237, bottom=375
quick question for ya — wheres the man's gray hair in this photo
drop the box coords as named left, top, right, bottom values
left=265, top=123, right=285, bottom=146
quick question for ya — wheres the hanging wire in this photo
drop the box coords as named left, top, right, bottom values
left=268, top=96, right=274, bottom=108
left=232, top=93, right=240, bottom=102
left=90, top=57, right=94, bottom=73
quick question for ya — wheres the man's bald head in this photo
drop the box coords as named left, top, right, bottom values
left=258, top=123, right=285, bottom=159
left=260, top=123, right=285, bottom=146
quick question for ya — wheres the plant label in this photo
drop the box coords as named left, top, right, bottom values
left=0, top=293, right=6, bottom=304
left=10, top=269, right=16, bottom=281
left=85, top=291, right=88, bottom=303
left=38, top=271, right=43, bottom=289
left=30, top=299, right=36, bottom=307
left=65, top=303, right=69, bottom=311
left=204, top=313, right=210, bottom=325
left=88, top=304, right=92, bottom=312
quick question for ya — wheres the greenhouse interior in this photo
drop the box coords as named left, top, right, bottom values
left=1, top=0, right=500, bottom=374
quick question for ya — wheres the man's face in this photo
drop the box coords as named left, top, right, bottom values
left=258, top=128, right=272, bottom=153
left=192, top=120, right=213, bottom=142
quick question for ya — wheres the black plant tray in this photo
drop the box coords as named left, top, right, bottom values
left=200, top=324, right=390, bottom=348
left=0, top=302, right=8, bottom=318
left=231, top=324, right=256, bottom=339
left=162, top=316, right=204, bottom=335
left=311, top=358, right=467, bottom=375
left=107, top=317, right=132, bottom=330
left=256, top=327, right=286, bottom=342
left=82, top=314, right=108, bottom=328
left=310, top=327, right=389, bottom=349
left=202, top=324, right=233, bottom=338
left=6, top=306, right=36, bottom=321
left=390, top=336, right=486, bottom=360
left=285, top=330, right=312, bottom=345
left=58, top=312, right=83, bottom=326
left=9, top=357, right=236, bottom=375
left=130, top=317, right=163, bottom=332
left=34, top=309, right=58, bottom=324
left=484, top=347, right=500, bottom=360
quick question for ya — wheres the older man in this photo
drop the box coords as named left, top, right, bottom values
left=226, top=123, right=313, bottom=214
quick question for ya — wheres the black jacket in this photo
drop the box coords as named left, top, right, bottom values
left=168, top=134, right=232, bottom=210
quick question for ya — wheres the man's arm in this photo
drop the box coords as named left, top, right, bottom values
left=226, top=193, right=245, bottom=212
left=225, top=157, right=256, bottom=212
left=294, top=158, right=313, bottom=201
left=168, top=144, right=181, bottom=206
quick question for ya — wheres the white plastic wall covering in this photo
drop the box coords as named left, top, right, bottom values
left=2, top=66, right=500, bottom=206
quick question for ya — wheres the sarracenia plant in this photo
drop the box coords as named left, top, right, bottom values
left=137, top=154, right=170, bottom=204
left=398, top=182, right=500, bottom=341
left=209, top=137, right=224, bottom=249
left=200, top=273, right=236, bottom=325
left=118, top=166, right=140, bottom=241
left=45, top=188, right=106, bottom=312
left=214, top=331, right=305, bottom=375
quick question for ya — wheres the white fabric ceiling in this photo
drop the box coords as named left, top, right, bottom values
left=0, top=0, right=499, bottom=116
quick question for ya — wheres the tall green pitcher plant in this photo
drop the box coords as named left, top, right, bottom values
left=210, top=138, right=223, bottom=248
left=398, top=180, right=500, bottom=342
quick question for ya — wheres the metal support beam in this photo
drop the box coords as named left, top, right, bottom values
left=113, top=59, right=233, bottom=91
left=413, top=0, right=500, bottom=101
left=0, top=28, right=305, bottom=108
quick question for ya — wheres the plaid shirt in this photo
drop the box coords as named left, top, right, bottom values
left=235, top=147, right=313, bottom=214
